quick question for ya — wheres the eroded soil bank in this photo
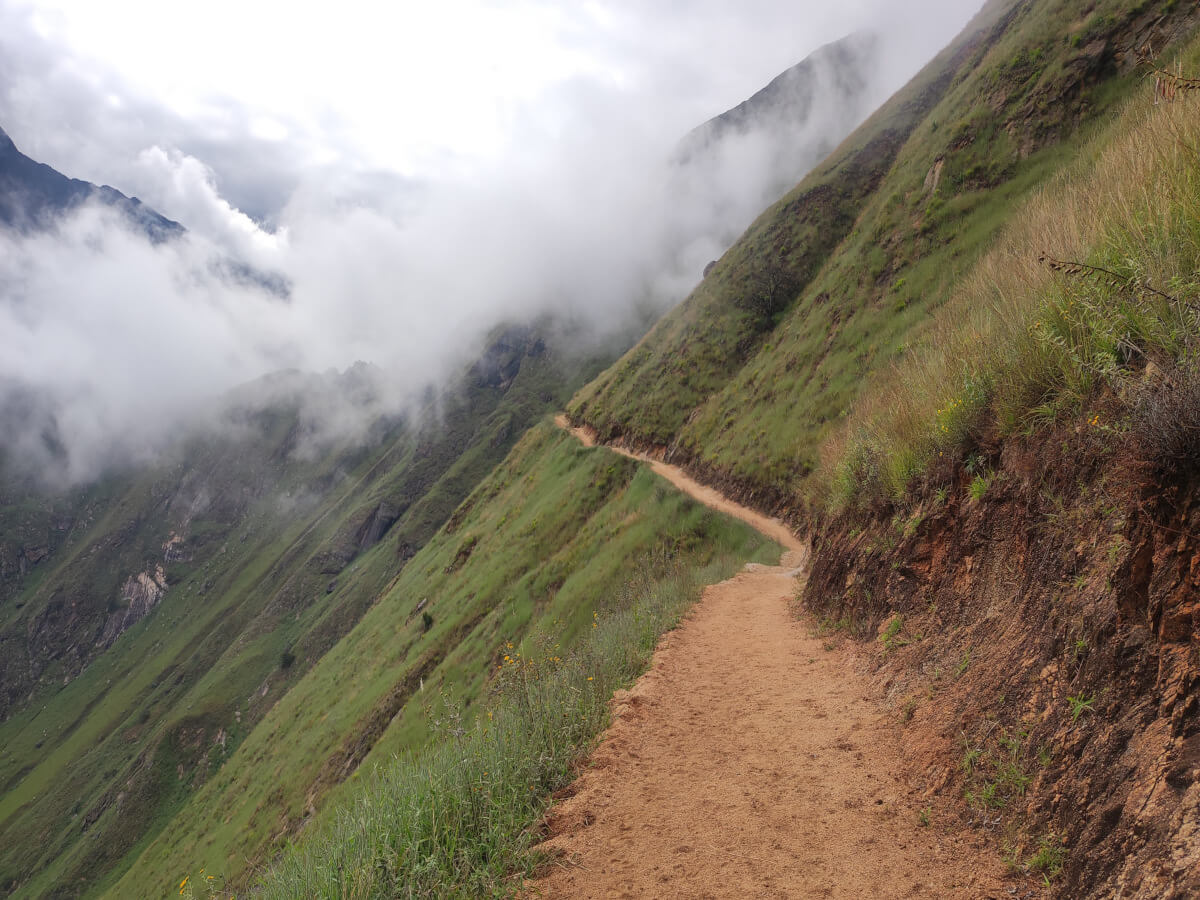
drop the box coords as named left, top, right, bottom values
left=804, top=428, right=1200, bottom=898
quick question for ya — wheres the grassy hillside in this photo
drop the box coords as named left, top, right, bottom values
left=828, top=43, right=1200, bottom=507
left=0, top=326, right=611, bottom=898
left=111, top=423, right=774, bottom=897
left=570, top=0, right=1200, bottom=517
left=8, top=1, right=1200, bottom=896
left=797, top=69, right=1200, bottom=891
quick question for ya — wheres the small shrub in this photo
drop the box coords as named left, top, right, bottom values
left=955, top=649, right=972, bottom=678
left=279, top=649, right=296, bottom=670
left=1068, top=693, right=1095, bottom=721
left=879, top=615, right=904, bottom=652
left=1028, top=832, right=1067, bottom=880
left=1131, top=363, right=1200, bottom=478
left=733, top=260, right=801, bottom=328
left=421, top=611, right=434, bottom=633
left=968, top=472, right=993, bottom=501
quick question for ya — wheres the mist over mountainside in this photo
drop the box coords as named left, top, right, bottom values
left=0, top=124, right=181, bottom=241
left=675, top=30, right=881, bottom=231
left=0, top=28, right=911, bottom=895
left=0, top=6, right=967, bottom=488
left=16, top=1, right=1200, bottom=896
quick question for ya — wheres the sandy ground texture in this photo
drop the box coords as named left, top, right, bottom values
left=531, top=420, right=1008, bottom=899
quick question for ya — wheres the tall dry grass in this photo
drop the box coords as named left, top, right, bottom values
left=820, top=82, right=1200, bottom=508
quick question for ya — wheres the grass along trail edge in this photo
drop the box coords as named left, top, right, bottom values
left=554, top=415, right=804, bottom=555
left=534, top=418, right=1007, bottom=898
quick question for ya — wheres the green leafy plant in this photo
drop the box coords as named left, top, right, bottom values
left=880, top=615, right=904, bottom=652
left=1068, top=694, right=1096, bottom=721
left=1028, top=832, right=1067, bottom=880
left=955, top=649, right=972, bottom=678
left=968, top=472, right=993, bottom=501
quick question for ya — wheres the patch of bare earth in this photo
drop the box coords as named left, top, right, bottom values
left=532, top=420, right=1006, bottom=898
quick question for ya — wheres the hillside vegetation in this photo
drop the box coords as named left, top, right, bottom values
left=0, top=326, right=612, bottom=898
left=798, top=24, right=1200, bottom=897
left=570, top=0, right=1200, bottom=517
left=114, top=423, right=773, bottom=897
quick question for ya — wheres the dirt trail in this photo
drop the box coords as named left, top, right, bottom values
left=532, top=418, right=1006, bottom=898
left=554, top=416, right=803, bottom=554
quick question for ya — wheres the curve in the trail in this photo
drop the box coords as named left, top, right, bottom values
left=530, top=417, right=1006, bottom=899
left=554, top=415, right=804, bottom=555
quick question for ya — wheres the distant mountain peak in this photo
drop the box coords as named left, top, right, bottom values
left=0, top=123, right=183, bottom=242
left=681, top=31, right=880, bottom=156
left=0, top=125, right=292, bottom=296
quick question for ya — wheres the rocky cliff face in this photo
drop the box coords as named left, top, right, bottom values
left=97, top=567, right=168, bottom=651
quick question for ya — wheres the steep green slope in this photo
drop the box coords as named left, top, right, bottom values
left=0, top=326, right=612, bottom=898
left=570, top=0, right=1200, bottom=516
left=111, top=423, right=774, bottom=896
left=798, top=57, right=1200, bottom=895
left=233, top=6, right=1200, bottom=896
left=567, top=0, right=1015, bottom=448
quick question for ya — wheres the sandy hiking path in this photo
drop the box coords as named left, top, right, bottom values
left=554, top=416, right=802, bottom=554
left=532, top=418, right=1006, bottom=898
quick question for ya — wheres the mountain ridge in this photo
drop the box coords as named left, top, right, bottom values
left=6, top=3, right=1200, bottom=896
left=0, top=123, right=182, bottom=241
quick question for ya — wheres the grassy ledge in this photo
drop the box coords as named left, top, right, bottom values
left=244, top=557, right=744, bottom=899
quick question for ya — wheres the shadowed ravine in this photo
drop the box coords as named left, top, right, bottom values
left=534, top=417, right=1006, bottom=898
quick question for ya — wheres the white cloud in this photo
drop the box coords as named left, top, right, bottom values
left=0, top=0, right=985, bottom=481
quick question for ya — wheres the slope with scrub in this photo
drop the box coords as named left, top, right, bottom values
left=562, top=0, right=1200, bottom=895
left=570, top=0, right=1200, bottom=517
left=798, top=30, right=1200, bottom=897
left=0, top=324, right=609, bottom=898
left=112, top=423, right=773, bottom=897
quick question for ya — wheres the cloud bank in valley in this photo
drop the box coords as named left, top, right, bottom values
left=0, top=0, right=982, bottom=483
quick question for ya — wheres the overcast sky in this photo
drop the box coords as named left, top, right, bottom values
left=0, top=0, right=983, bottom=481
left=2, top=0, right=980, bottom=218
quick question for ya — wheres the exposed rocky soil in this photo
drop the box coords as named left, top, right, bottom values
left=804, top=426, right=1200, bottom=898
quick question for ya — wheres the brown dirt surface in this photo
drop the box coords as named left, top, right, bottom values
left=532, top=419, right=1007, bottom=898
left=555, top=415, right=803, bottom=554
